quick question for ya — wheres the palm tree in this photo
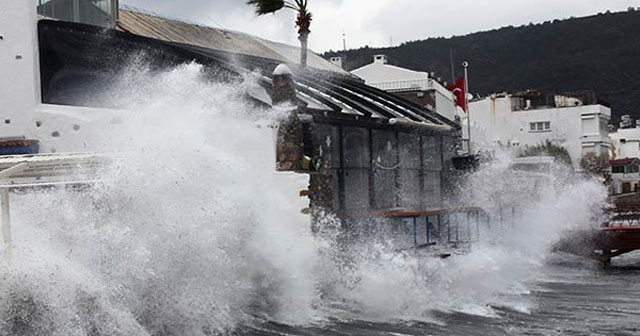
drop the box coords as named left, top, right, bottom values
left=247, top=0, right=312, bottom=68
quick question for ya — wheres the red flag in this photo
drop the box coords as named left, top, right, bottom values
left=447, top=77, right=467, bottom=112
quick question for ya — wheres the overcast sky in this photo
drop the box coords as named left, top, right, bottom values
left=121, top=0, right=640, bottom=53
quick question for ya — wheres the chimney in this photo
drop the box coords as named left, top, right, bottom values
left=330, top=56, right=343, bottom=69
left=373, top=54, right=388, bottom=64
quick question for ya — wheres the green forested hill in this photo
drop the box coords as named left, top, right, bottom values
left=322, top=9, right=640, bottom=123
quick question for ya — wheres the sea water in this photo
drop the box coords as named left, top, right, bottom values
left=0, top=63, right=637, bottom=335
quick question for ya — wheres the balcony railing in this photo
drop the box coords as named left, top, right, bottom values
left=370, top=79, right=432, bottom=92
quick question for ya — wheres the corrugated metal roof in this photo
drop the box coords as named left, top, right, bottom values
left=117, top=9, right=347, bottom=74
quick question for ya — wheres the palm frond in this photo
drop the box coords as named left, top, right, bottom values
left=246, top=0, right=285, bottom=14
left=283, top=3, right=298, bottom=10
left=294, top=0, right=307, bottom=11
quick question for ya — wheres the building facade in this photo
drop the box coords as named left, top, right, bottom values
left=608, top=117, right=640, bottom=195
left=468, top=91, right=611, bottom=169
left=610, top=158, right=640, bottom=194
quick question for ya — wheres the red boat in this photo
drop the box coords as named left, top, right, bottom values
left=554, top=202, right=640, bottom=265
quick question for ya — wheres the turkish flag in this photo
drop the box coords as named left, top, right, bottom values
left=447, top=77, right=467, bottom=112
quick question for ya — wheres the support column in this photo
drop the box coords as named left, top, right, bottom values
left=1, top=188, right=11, bottom=260
left=412, top=217, right=417, bottom=247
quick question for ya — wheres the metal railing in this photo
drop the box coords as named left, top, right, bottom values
left=370, top=79, right=432, bottom=92
left=0, top=152, right=109, bottom=260
left=339, top=207, right=489, bottom=249
left=37, top=0, right=118, bottom=28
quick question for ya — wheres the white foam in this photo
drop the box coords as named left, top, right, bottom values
left=0, top=62, right=610, bottom=333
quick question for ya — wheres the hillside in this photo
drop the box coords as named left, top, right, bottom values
left=323, top=9, right=640, bottom=124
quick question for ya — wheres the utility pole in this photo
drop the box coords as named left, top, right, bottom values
left=450, top=49, right=455, bottom=83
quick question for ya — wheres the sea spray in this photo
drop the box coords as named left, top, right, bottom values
left=3, top=63, right=318, bottom=334
left=80, top=62, right=319, bottom=330
left=310, top=148, right=609, bottom=322
left=0, top=61, right=611, bottom=334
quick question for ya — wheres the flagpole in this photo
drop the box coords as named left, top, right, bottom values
left=463, top=61, right=471, bottom=153
left=450, top=49, right=455, bottom=83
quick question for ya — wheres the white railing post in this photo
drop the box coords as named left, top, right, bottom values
left=0, top=163, right=28, bottom=261
left=1, top=188, right=11, bottom=260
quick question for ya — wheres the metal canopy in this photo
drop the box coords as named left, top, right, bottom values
left=39, top=19, right=458, bottom=131
left=0, top=152, right=107, bottom=188
left=0, top=153, right=109, bottom=259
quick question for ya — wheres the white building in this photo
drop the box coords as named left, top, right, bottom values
left=610, top=123, right=640, bottom=160
left=609, top=119, right=640, bottom=194
left=468, top=92, right=611, bottom=169
left=610, top=158, right=640, bottom=194
left=350, top=55, right=459, bottom=122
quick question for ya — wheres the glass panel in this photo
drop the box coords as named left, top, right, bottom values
left=372, top=130, right=398, bottom=168
left=37, top=0, right=117, bottom=27
left=399, top=133, right=421, bottom=169
left=372, top=169, right=396, bottom=210
left=422, top=170, right=442, bottom=208
left=423, top=136, right=442, bottom=170
left=312, top=124, right=341, bottom=169
left=342, top=127, right=370, bottom=168
left=343, top=169, right=370, bottom=211
left=398, top=169, right=421, bottom=210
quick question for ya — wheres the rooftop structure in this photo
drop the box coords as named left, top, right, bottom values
left=349, top=55, right=459, bottom=123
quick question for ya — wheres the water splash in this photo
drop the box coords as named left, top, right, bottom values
left=4, top=63, right=318, bottom=334
left=0, top=62, right=610, bottom=334
left=309, top=147, right=608, bottom=322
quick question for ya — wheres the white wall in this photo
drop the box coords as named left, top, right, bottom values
left=434, top=88, right=456, bottom=122
left=468, top=95, right=611, bottom=168
left=0, top=0, right=40, bottom=139
left=0, top=0, right=128, bottom=154
left=610, top=127, right=640, bottom=159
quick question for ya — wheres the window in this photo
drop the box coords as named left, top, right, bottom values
left=529, top=121, right=551, bottom=132
left=37, top=0, right=118, bottom=28
left=625, top=164, right=639, bottom=173
left=612, top=164, right=640, bottom=174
